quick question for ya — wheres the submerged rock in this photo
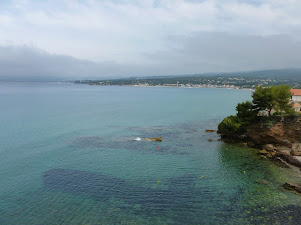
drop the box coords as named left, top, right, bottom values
left=205, top=129, right=216, bottom=133
left=283, top=182, right=301, bottom=194
left=255, top=180, right=269, bottom=185
left=272, top=157, right=291, bottom=168
left=144, top=137, right=162, bottom=142
left=259, top=150, right=269, bottom=155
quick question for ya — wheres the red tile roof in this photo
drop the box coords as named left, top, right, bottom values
left=291, top=89, right=301, bottom=96
left=294, top=103, right=301, bottom=108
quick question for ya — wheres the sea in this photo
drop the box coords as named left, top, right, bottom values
left=1, top=82, right=301, bottom=225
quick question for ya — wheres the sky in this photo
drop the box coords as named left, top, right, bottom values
left=0, top=0, right=301, bottom=80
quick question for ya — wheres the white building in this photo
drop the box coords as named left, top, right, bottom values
left=291, top=89, right=301, bottom=102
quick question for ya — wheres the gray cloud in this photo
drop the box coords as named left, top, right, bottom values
left=1, top=32, right=301, bottom=81
left=0, top=45, right=170, bottom=81
left=0, top=45, right=135, bottom=81
left=142, top=32, right=301, bottom=73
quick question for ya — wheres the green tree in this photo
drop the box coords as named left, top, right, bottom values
left=218, top=84, right=295, bottom=136
left=252, top=85, right=294, bottom=116
left=273, top=84, right=294, bottom=115
left=252, top=86, right=276, bottom=117
left=236, top=101, right=257, bottom=123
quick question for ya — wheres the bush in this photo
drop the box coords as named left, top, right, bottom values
left=218, top=116, right=245, bottom=135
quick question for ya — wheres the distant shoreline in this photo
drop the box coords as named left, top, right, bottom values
left=83, top=83, right=254, bottom=91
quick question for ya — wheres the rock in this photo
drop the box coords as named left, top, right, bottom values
left=260, top=149, right=275, bottom=158
left=208, top=139, right=214, bottom=142
left=276, top=146, right=292, bottom=152
left=266, top=153, right=273, bottom=158
left=283, top=182, right=301, bottom=194
left=291, top=150, right=301, bottom=156
left=263, top=144, right=275, bottom=151
left=268, top=151, right=276, bottom=157
left=247, top=117, right=301, bottom=147
left=144, top=137, right=162, bottom=142
left=256, top=180, right=269, bottom=185
left=205, top=129, right=216, bottom=133
left=259, top=150, right=269, bottom=155
left=275, top=149, right=291, bottom=157
left=292, top=143, right=301, bottom=156
left=275, top=146, right=291, bottom=157
left=273, top=157, right=291, bottom=168
left=286, top=156, right=301, bottom=167
left=292, top=143, right=301, bottom=150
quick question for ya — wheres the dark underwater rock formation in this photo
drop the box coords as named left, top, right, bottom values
left=283, top=183, right=301, bottom=194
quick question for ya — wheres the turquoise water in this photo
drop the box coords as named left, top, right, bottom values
left=1, top=82, right=301, bottom=225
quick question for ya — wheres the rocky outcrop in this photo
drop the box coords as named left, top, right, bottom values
left=258, top=143, right=301, bottom=167
left=205, top=130, right=216, bottom=133
left=248, top=116, right=301, bottom=148
left=144, top=137, right=162, bottom=142
left=228, top=116, right=301, bottom=168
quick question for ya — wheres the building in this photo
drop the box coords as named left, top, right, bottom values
left=291, top=89, right=301, bottom=102
left=293, top=103, right=301, bottom=113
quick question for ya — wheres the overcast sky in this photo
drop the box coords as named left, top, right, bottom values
left=0, top=0, right=301, bottom=80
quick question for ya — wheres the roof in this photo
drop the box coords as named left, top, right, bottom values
left=294, top=103, right=301, bottom=108
left=291, top=89, right=301, bottom=96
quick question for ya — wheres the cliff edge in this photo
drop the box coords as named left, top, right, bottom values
left=248, top=116, right=301, bottom=148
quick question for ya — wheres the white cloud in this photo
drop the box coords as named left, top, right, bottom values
left=0, top=0, right=301, bottom=79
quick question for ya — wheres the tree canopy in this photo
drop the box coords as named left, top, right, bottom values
left=252, top=84, right=293, bottom=116
left=218, top=84, right=295, bottom=135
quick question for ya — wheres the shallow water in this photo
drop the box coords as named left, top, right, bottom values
left=0, top=82, right=301, bottom=224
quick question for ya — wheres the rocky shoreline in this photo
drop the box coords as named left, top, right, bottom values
left=259, top=143, right=301, bottom=168
left=218, top=115, right=301, bottom=194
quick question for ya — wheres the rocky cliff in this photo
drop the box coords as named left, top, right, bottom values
left=244, top=116, right=301, bottom=168
left=248, top=116, right=301, bottom=148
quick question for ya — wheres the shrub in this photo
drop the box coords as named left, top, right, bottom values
left=218, top=116, right=244, bottom=135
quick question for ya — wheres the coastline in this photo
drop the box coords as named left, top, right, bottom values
left=84, top=83, right=255, bottom=91
left=218, top=115, right=301, bottom=194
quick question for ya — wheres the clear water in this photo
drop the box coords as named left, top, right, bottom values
left=0, top=82, right=301, bottom=225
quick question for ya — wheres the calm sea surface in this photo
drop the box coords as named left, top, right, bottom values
left=1, top=82, right=301, bottom=224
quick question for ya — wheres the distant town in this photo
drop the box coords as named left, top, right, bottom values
left=75, top=75, right=301, bottom=90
